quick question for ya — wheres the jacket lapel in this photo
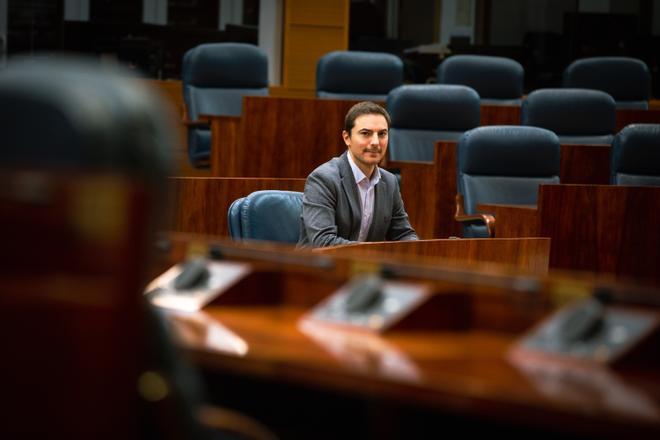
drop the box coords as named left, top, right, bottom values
left=339, top=153, right=362, bottom=240
left=366, top=176, right=388, bottom=241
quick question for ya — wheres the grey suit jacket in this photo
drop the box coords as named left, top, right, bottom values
left=297, top=152, right=418, bottom=248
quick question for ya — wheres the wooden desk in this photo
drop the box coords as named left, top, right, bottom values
left=157, top=243, right=660, bottom=439
left=205, top=96, right=364, bottom=177
left=170, top=177, right=306, bottom=236
left=315, top=238, right=550, bottom=275
left=616, top=108, right=660, bottom=131
left=390, top=141, right=612, bottom=239
left=477, top=185, right=660, bottom=285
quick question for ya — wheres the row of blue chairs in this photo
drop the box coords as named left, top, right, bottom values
left=228, top=123, right=660, bottom=242
left=182, top=43, right=652, bottom=167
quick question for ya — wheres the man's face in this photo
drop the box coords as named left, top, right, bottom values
left=342, top=113, right=389, bottom=170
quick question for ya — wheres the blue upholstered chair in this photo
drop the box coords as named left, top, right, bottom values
left=563, top=57, right=651, bottom=109
left=611, top=124, right=660, bottom=186
left=521, top=88, right=616, bottom=145
left=182, top=43, right=268, bottom=167
left=437, top=55, right=524, bottom=105
left=228, top=190, right=303, bottom=243
left=455, top=126, right=561, bottom=238
left=316, top=50, right=404, bottom=100
left=387, top=84, right=481, bottom=161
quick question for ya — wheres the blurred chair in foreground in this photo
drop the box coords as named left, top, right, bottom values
left=611, top=124, right=660, bottom=186
left=0, top=56, right=274, bottom=439
left=437, top=54, right=524, bottom=105
left=521, top=88, right=616, bottom=145
left=387, top=84, right=481, bottom=161
left=563, top=57, right=651, bottom=109
left=182, top=43, right=268, bottom=167
left=455, top=125, right=561, bottom=238
left=228, top=190, right=303, bottom=243
left=316, top=50, right=404, bottom=100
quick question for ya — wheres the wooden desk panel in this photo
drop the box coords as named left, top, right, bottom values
left=539, top=184, right=660, bottom=284
left=315, top=238, right=550, bottom=275
left=477, top=204, right=539, bottom=238
left=616, top=108, right=660, bottom=132
left=208, top=96, right=362, bottom=177
left=170, top=177, right=306, bottom=236
left=480, top=104, right=520, bottom=125
left=391, top=141, right=611, bottom=240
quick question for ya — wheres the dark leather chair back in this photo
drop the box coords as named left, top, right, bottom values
left=611, top=124, right=660, bottom=186
left=457, top=125, right=561, bottom=237
left=437, top=54, right=524, bottom=105
left=563, top=57, right=651, bottom=109
left=228, top=190, right=303, bottom=243
left=316, top=50, right=404, bottom=100
left=182, top=43, right=268, bottom=166
left=387, top=84, right=481, bottom=161
left=521, top=88, right=616, bottom=145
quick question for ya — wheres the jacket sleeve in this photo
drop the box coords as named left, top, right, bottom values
left=300, top=171, right=355, bottom=248
left=386, top=178, right=418, bottom=241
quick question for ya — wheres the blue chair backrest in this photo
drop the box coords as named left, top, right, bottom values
left=521, top=88, right=616, bottom=145
left=457, top=126, right=561, bottom=238
left=563, top=57, right=651, bottom=109
left=611, top=124, right=660, bottom=186
left=228, top=190, right=303, bottom=243
left=437, top=55, right=524, bottom=105
left=387, top=84, right=481, bottom=161
left=316, top=51, right=404, bottom=101
left=182, top=43, right=268, bottom=166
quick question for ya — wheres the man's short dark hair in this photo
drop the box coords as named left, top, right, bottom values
left=344, top=101, right=391, bottom=135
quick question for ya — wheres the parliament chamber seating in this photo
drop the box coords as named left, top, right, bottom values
left=437, top=54, right=524, bottom=106
left=611, top=123, right=660, bottom=186
left=182, top=42, right=268, bottom=168
left=228, top=190, right=303, bottom=243
left=387, top=84, right=481, bottom=161
left=455, top=125, right=561, bottom=238
left=521, top=88, right=616, bottom=145
left=563, top=56, right=652, bottom=110
left=316, top=50, right=404, bottom=100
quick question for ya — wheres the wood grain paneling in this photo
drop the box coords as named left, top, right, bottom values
left=284, top=25, right=349, bottom=90
left=538, top=184, right=660, bottom=284
left=209, top=96, right=362, bottom=177
left=170, top=177, right=306, bottom=236
left=477, top=204, right=539, bottom=238
left=560, top=144, right=611, bottom=184
left=282, top=0, right=349, bottom=93
left=480, top=104, right=521, bottom=125
left=315, top=238, right=550, bottom=275
left=616, top=108, right=660, bottom=132
left=286, top=0, right=348, bottom=26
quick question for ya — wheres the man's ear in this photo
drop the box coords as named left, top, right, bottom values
left=341, top=130, right=351, bottom=146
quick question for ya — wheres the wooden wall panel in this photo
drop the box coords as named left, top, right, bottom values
left=170, top=177, right=306, bottom=236
left=282, top=0, right=349, bottom=93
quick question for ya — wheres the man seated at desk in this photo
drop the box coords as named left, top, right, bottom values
left=298, top=101, right=418, bottom=247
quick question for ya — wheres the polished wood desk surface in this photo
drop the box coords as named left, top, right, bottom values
left=157, top=237, right=660, bottom=438
left=169, top=304, right=659, bottom=438
left=315, top=237, right=550, bottom=275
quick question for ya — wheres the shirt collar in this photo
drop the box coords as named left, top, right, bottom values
left=347, top=151, right=381, bottom=186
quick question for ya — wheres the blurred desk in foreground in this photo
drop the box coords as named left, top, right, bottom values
left=158, top=238, right=660, bottom=439
left=314, top=237, right=550, bottom=275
